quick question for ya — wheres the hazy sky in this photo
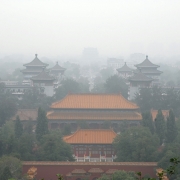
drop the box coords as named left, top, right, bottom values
left=1, top=0, right=180, bottom=58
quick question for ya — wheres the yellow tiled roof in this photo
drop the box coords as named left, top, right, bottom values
left=88, top=168, right=104, bottom=173
left=47, top=111, right=142, bottom=121
left=63, top=129, right=117, bottom=144
left=51, top=94, right=139, bottom=110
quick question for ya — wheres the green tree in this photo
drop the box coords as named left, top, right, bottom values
left=112, top=170, right=136, bottom=180
left=1, top=166, right=12, bottom=180
left=142, top=111, right=154, bottom=134
left=154, top=110, right=166, bottom=145
left=114, top=127, right=159, bottom=162
left=97, top=174, right=110, bottom=180
left=37, top=132, right=74, bottom=161
left=55, top=78, right=80, bottom=100
left=166, top=109, right=178, bottom=143
left=36, top=108, right=49, bottom=141
left=0, top=156, right=22, bottom=179
left=0, top=96, right=17, bottom=126
left=135, top=87, right=152, bottom=112
left=104, top=75, right=128, bottom=98
left=14, top=116, right=23, bottom=139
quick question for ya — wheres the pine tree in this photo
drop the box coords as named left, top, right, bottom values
left=1, top=166, right=12, bottom=180
left=142, top=111, right=154, bottom=134
left=36, top=107, right=48, bottom=140
left=166, top=109, right=178, bottom=143
left=155, top=109, right=166, bottom=145
left=14, top=115, right=23, bottom=138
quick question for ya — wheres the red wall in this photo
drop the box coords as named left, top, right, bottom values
left=23, top=162, right=157, bottom=180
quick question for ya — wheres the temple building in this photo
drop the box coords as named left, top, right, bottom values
left=49, top=62, right=66, bottom=88
left=47, top=93, right=142, bottom=131
left=31, top=69, right=55, bottom=96
left=116, top=62, right=134, bottom=79
left=128, top=70, right=153, bottom=100
left=21, top=54, right=48, bottom=85
left=63, top=129, right=117, bottom=162
left=134, top=55, right=162, bottom=85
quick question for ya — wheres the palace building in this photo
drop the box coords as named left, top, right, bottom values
left=49, top=61, right=66, bottom=88
left=128, top=70, right=153, bottom=100
left=21, top=54, right=48, bottom=85
left=47, top=93, right=142, bottom=131
left=31, top=69, right=55, bottom=96
left=134, top=55, right=162, bottom=85
left=117, top=62, right=134, bottom=79
left=63, top=129, right=117, bottom=162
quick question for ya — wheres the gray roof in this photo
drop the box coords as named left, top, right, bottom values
left=50, top=62, right=66, bottom=71
left=135, top=55, right=159, bottom=68
left=117, top=62, right=133, bottom=72
left=129, top=71, right=153, bottom=82
left=23, top=54, right=48, bottom=67
left=31, top=69, right=55, bottom=81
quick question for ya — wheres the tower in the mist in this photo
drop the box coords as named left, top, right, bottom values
left=128, top=69, right=153, bottom=100
left=31, top=68, right=55, bottom=96
left=21, top=54, right=48, bottom=84
left=49, top=61, right=66, bottom=88
left=134, top=55, right=162, bottom=85
left=117, top=62, right=134, bottom=79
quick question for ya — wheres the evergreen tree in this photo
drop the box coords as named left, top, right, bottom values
left=142, top=111, right=154, bottom=134
left=166, top=109, right=178, bottom=143
left=36, top=107, right=48, bottom=141
left=1, top=166, right=12, bottom=180
left=155, top=109, right=166, bottom=145
left=14, top=115, right=23, bottom=138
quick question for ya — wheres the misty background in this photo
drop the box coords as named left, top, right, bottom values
left=0, top=0, right=180, bottom=63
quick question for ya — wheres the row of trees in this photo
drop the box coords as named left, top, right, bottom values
left=0, top=108, right=74, bottom=162
left=135, top=86, right=180, bottom=116
left=113, top=109, right=180, bottom=179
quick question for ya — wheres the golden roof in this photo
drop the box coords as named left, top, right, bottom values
left=50, top=94, right=139, bottom=110
left=151, top=110, right=169, bottom=121
left=63, top=129, right=117, bottom=144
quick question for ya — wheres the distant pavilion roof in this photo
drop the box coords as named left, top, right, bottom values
left=129, top=71, right=153, bottom=82
left=31, top=69, right=55, bottom=81
left=117, top=62, right=133, bottom=72
left=50, top=62, right=66, bottom=72
left=135, top=55, right=159, bottom=68
left=63, top=129, right=117, bottom=144
left=23, top=54, right=48, bottom=67
left=50, top=94, right=139, bottom=110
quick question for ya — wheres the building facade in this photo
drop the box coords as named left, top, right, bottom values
left=31, top=69, right=55, bottom=96
left=22, top=161, right=157, bottom=180
left=47, top=94, right=142, bottom=131
left=63, top=129, right=117, bottom=162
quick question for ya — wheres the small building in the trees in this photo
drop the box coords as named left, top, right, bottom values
left=151, top=110, right=169, bottom=121
left=63, top=129, right=117, bottom=162
left=134, top=55, right=162, bottom=85
left=31, top=69, right=55, bottom=96
left=128, top=70, right=153, bottom=100
left=21, top=54, right=48, bottom=85
left=47, top=93, right=142, bottom=131
left=117, top=62, right=134, bottom=79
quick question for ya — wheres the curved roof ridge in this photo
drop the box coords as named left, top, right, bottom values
left=117, top=62, right=133, bottom=72
left=135, top=55, right=159, bottom=68
left=24, top=54, right=48, bottom=67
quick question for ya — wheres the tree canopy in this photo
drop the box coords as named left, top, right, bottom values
left=114, top=126, right=159, bottom=162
